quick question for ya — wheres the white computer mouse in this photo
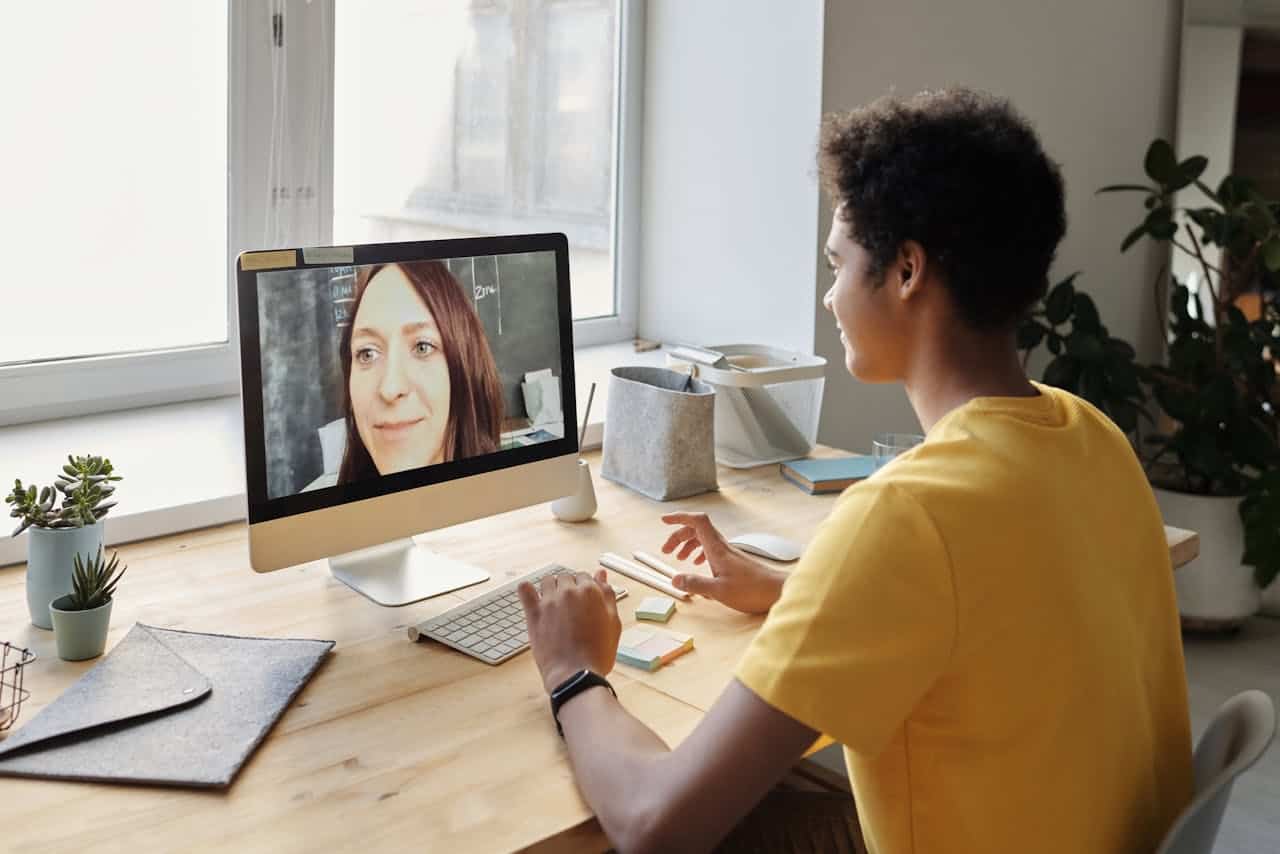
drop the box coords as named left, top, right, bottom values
left=727, top=532, right=804, bottom=563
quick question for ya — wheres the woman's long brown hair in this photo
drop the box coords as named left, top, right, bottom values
left=338, top=261, right=503, bottom=483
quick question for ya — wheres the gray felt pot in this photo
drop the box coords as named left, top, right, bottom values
left=601, top=366, right=718, bottom=501
left=49, top=595, right=113, bottom=661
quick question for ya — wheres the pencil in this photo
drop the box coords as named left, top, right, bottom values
left=599, top=552, right=691, bottom=601
left=633, top=550, right=679, bottom=580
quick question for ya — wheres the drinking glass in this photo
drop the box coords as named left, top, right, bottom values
left=872, top=432, right=924, bottom=470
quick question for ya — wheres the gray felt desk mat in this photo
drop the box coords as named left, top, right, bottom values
left=0, top=623, right=334, bottom=788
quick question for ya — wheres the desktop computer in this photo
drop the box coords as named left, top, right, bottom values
left=235, top=233, right=582, bottom=612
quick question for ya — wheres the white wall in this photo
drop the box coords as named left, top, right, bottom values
left=637, top=0, right=824, bottom=353
left=1173, top=24, right=1243, bottom=287
left=813, top=0, right=1184, bottom=452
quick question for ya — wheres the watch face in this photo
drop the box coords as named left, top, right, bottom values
left=552, top=669, right=592, bottom=699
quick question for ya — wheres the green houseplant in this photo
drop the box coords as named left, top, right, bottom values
left=1018, top=271, right=1149, bottom=436
left=5, top=454, right=122, bottom=629
left=48, top=546, right=127, bottom=661
left=1022, top=140, right=1280, bottom=625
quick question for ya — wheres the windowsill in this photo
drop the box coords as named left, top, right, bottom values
left=0, top=342, right=667, bottom=567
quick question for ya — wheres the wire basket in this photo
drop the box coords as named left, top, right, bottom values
left=0, top=641, right=35, bottom=733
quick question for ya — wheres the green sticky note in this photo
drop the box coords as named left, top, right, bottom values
left=617, top=651, right=662, bottom=671
left=635, top=596, right=676, bottom=623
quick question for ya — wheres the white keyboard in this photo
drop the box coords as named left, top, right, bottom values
left=407, top=564, right=628, bottom=665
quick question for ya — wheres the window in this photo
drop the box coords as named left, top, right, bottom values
left=0, top=2, right=235, bottom=426
left=0, top=0, right=638, bottom=427
left=333, top=0, right=626, bottom=324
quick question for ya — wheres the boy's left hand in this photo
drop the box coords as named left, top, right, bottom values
left=518, top=569, right=622, bottom=694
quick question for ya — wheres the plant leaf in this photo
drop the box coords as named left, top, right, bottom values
left=1108, top=399, right=1140, bottom=433
left=1098, top=184, right=1155, bottom=194
left=1144, top=139, right=1177, bottom=185
left=1169, top=155, right=1209, bottom=191
left=1121, top=224, right=1147, bottom=252
left=1045, top=279, right=1076, bottom=325
left=1264, top=238, right=1280, bottom=273
left=1043, top=355, right=1081, bottom=391
left=1194, top=179, right=1220, bottom=203
left=1072, top=293, right=1102, bottom=330
left=1067, top=331, right=1106, bottom=362
left=1016, top=322, right=1046, bottom=350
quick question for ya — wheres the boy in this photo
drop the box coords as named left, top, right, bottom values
left=518, top=87, right=1192, bottom=854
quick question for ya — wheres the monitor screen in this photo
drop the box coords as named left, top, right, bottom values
left=237, top=234, right=576, bottom=523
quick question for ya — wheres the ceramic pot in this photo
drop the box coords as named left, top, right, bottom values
left=551, top=459, right=598, bottom=523
left=1154, top=487, right=1257, bottom=630
left=49, top=595, right=113, bottom=661
left=1260, top=576, right=1280, bottom=618
left=26, top=522, right=104, bottom=630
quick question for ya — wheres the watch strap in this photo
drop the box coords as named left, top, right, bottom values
left=549, top=669, right=616, bottom=736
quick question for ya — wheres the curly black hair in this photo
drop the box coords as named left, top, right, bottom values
left=819, top=87, right=1066, bottom=331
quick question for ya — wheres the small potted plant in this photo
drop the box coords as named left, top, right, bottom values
left=48, top=546, right=126, bottom=661
left=5, top=455, right=122, bottom=629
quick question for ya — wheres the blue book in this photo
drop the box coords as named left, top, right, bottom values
left=779, top=455, right=876, bottom=494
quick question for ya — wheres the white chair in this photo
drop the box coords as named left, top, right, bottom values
left=1155, top=689, right=1276, bottom=854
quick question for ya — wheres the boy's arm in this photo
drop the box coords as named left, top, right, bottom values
left=519, top=571, right=819, bottom=854
left=557, top=678, right=818, bottom=854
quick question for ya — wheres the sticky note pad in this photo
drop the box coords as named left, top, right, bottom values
left=635, top=596, right=676, bottom=623
left=617, top=626, right=694, bottom=672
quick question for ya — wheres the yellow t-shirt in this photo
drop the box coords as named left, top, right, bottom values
left=736, top=384, right=1192, bottom=854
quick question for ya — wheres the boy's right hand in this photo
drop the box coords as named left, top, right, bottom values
left=660, top=512, right=787, bottom=615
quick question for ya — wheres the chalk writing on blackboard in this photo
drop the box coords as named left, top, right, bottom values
left=469, top=256, right=504, bottom=336
left=330, top=269, right=355, bottom=327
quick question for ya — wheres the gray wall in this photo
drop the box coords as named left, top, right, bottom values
left=812, top=0, right=1183, bottom=452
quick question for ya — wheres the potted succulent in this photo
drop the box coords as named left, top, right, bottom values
left=1020, top=141, right=1280, bottom=627
left=5, top=455, right=122, bottom=629
left=48, top=546, right=126, bottom=661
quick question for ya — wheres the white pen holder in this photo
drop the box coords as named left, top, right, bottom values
left=551, top=458, right=598, bottom=523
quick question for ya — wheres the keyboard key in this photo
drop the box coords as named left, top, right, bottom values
left=409, top=563, right=626, bottom=665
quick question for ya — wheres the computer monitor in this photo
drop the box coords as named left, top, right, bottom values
left=235, top=233, right=579, bottom=606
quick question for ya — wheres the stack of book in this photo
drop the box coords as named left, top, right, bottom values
left=779, top=455, right=877, bottom=494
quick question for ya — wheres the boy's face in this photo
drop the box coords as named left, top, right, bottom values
left=822, top=216, right=909, bottom=383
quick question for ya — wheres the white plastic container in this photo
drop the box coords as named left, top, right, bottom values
left=666, top=344, right=827, bottom=468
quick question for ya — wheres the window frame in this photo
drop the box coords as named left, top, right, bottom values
left=0, top=0, right=640, bottom=428
left=573, top=0, right=643, bottom=346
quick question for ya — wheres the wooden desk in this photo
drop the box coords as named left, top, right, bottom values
left=0, top=449, right=1199, bottom=853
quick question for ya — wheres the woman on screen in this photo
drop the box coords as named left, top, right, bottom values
left=337, top=260, right=503, bottom=482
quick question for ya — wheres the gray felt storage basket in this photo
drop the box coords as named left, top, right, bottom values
left=600, top=367, right=718, bottom=501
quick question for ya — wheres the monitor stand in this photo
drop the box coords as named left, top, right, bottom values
left=328, top=538, right=490, bottom=607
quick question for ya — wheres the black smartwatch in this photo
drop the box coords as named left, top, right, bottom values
left=549, top=669, right=616, bottom=736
